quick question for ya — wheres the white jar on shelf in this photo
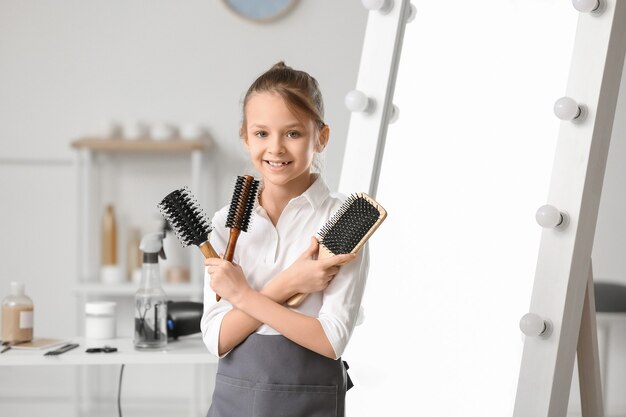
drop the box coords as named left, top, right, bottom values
left=85, top=301, right=116, bottom=339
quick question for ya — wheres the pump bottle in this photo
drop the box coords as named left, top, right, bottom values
left=134, top=232, right=168, bottom=350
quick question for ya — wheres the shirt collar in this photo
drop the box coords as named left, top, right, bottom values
left=300, top=174, right=329, bottom=210
left=254, top=174, right=329, bottom=213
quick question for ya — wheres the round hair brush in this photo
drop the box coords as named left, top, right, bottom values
left=286, top=192, right=387, bottom=307
left=157, top=187, right=221, bottom=299
left=224, top=175, right=260, bottom=262
left=218, top=175, right=259, bottom=301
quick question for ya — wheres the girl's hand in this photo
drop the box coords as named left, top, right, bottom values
left=279, top=237, right=356, bottom=296
left=205, top=257, right=251, bottom=306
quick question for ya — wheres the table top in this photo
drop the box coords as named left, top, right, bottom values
left=0, top=335, right=217, bottom=366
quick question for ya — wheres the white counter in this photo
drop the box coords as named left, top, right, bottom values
left=0, top=335, right=217, bottom=366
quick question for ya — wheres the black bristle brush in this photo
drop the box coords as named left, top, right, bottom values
left=286, top=192, right=387, bottom=307
left=157, top=187, right=221, bottom=299
left=224, top=175, right=260, bottom=266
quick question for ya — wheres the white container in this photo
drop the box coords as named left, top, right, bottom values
left=100, top=265, right=124, bottom=284
left=124, top=121, right=150, bottom=141
left=85, top=301, right=116, bottom=339
left=152, top=123, right=178, bottom=141
left=180, top=123, right=206, bottom=140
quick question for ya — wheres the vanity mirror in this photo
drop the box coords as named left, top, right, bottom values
left=342, top=1, right=626, bottom=416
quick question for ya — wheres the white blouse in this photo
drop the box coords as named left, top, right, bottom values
left=200, top=175, right=369, bottom=360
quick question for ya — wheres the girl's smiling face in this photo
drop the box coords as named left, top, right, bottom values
left=243, top=92, right=328, bottom=194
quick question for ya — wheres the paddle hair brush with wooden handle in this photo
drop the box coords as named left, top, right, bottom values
left=286, top=192, right=387, bottom=308
left=157, top=187, right=221, bottom=299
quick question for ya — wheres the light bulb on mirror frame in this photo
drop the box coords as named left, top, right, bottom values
left=361, top=0, right=394, bottom=14
left=406, top=3, right=417, bottom=23
left=554, top=96, right=582, bottom=121
left=388, top=104, right=399, bottom=124
left=572, top=0, right=601, bottom=13
left=520, top=313, right=552, bottom=337
left=345, top=90, right=371, bottom=113
left=536, top=204, right=567, bottom=229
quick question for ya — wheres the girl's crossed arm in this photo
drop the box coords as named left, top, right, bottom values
left=207, top=237, right=355, bottom=358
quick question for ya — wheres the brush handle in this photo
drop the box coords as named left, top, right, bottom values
left=213, top=228, right=242, bottom=302
left=198, top=241, right=222, bottom=301
left=224, top=228, right=241, bottom=262
left=286, top=245, right=334, bottom=307
left=199, top=241, right=219, bottom=258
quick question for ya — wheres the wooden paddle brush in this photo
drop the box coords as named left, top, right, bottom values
left=224, top=175, right=260, bottom=264
left=157, top=187, right=221, bottom=299
left=286, top=192, right=387, bottom=308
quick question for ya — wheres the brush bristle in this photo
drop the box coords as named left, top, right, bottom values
left=157, top=187, right=213, bottom=247
left=319, top=193, right=382, bottom=255
left=225, top=175, right=259, bottom=232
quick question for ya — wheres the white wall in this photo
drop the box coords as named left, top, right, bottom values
left=0, top=0, right=366, bottom=198
left=0, top=1, right=367, bottom=416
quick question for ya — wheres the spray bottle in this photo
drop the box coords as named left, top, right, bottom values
left=134, top=232, right=168, bottom=350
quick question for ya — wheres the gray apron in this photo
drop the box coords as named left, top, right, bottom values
left=207, top=333, right=348, bottom=417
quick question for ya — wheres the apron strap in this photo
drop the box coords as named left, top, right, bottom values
left=343, top=360, right=354, bottom=391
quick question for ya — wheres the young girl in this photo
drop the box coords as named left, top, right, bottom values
left=201, top=62, right=369, bottom=417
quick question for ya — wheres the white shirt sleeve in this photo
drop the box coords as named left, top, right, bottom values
left=317, top=244, right=370, bottom=359
left=200, top=209, right=233, bottom=358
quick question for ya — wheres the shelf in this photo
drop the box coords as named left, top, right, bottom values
left=74, top=139, right=210, bottom=302
left=74, top=282, right=203, bottom=297
left=71, top=138, right=211, bottom=152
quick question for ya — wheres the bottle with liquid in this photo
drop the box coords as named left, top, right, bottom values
left=2, top=282, right=34, bottom=343
left=127, top=228, right=142, bottom=283
left=101, top=204, right=123, bottom=284
left=134, top=232, right=168, bottom=350
left=161, top=220, right=190, bottom=283
left=102, top=204, right=117, bottom=266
